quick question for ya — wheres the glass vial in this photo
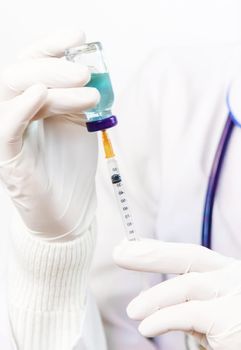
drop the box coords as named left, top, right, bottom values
left=65, top=42, right=117, bottom=132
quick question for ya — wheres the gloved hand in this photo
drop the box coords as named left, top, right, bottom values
left=0, top=31, right=104, bottom=350
left=0, top=30, right=100, bottom=240
left=113, top=239, right=241, bottom=350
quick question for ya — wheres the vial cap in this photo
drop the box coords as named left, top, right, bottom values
left=86, top=115, right=118, bottom=132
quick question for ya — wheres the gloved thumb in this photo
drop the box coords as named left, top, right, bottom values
left=113, top=238, right=233, bottom=274
left=0, top=84, right=47, bottom=161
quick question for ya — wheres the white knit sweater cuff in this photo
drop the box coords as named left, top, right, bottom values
left=8, top=216, right=96, bottom=350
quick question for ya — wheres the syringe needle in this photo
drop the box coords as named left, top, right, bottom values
left=102, top=130, right=115, bottom=158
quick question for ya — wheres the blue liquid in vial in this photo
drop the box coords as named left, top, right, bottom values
left=86, top=72, right=114, bottom=121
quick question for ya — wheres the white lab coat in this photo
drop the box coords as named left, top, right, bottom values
left=91, top=43, right=241, bottom=349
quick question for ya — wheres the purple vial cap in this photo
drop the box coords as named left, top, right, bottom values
left=86, top=115, right=118, bottom=132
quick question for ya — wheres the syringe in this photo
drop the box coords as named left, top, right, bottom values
left=101, top=130, right=139, bottom=242
left=101, top=130, right=150, bottom=291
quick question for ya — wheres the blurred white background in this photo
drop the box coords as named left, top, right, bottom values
left=0, top=0, right=241, bottom=92
left=0, top=0, right=241, bottom=232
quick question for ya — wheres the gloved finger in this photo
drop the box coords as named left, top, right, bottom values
left=186, top=331, right=211, bottom=350
left=0, top=58, right=90, bottom=100
left=127, top=271, right=220, bottom=320
left=138, top=300, right=212, bottom=338
left=33, top=87, right=100, bottom=120
left=113, top=239, right=233, bottom=274
left=18, top=29, right=85, bottom=60
left=62, top=114, right=87, bottom=127
left=0, top=84, right=47, bottom=161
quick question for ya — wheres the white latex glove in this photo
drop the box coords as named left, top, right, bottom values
left=113, top=239, right=241, bottom=350
left=0, top=30, right=100, bottom=240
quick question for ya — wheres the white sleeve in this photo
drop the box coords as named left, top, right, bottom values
left=90, top=51, right=170, bottom=349
left=8, top=213, right=97, bottom=350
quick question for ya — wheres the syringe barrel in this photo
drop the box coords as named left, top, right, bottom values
left=107, top=158, right=138, bottom=241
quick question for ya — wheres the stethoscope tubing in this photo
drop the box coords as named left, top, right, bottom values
left=202, top=114, right=234, bottom=249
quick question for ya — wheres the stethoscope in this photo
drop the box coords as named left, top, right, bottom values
left=202, top=114, right=234, bottom=249
left=202, top=85, right=240, bottom=249
left=186, top=86, right=239, bottom=350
